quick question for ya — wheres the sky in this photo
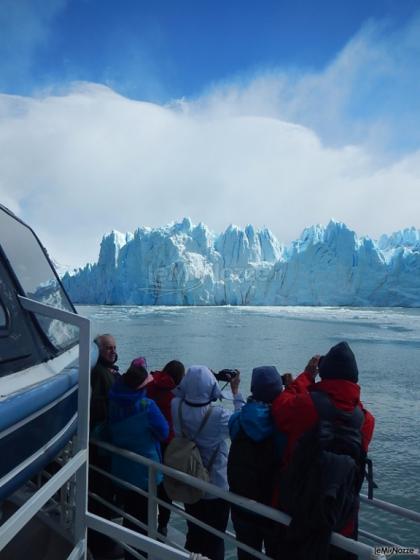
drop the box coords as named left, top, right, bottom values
left=1, top=0, right=420, bottom=268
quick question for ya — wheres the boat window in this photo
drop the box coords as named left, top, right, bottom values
left=0, top=260, right=47, bottom=374
left=0, top=301, right=7, bottom=329
left=0, top=209, right=78, bottom=351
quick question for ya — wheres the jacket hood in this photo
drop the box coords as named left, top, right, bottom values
left=231, top=400, right=274, bottom=442
left=109, top=378, right=147, bottom=403
left=251, top=366, right=283, bottom=403
left=151, top=370, right=176, bottom=391
left=311, top=379, right=361, bottom=411
left=175, top=365, right=221, bottom=404
left=319, top=341, right=359, bottom=383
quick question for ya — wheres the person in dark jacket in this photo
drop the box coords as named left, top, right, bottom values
left=272, top=342, right=375, bottom=560
left=108, top=358, right=169, bottom=560
left=91, top=334, right=120, bottom=428
left=88, top=334, right=121, bottom=558
left=146, top=360, right=185, bottom=535
left=228, top=366, right=286, bottom=560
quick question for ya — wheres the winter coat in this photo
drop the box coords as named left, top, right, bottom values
left=230, top=399, right=286, bottom=454
left=171, top=365, right=244, bottom=498
left=108, top=379, right=169, bottom=490
left=90, top=362, right=120, bottom=429
left=146, top=371, right=177, bottom=443
left=272, top=370, right=375, bottom=536
left=229, top=399, right=287, bottom=514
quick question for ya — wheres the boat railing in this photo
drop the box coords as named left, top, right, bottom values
left=0, top=296, right=92, bottom=558
left=0, top=297, right=215, bottom=560
left=1, top=296, right=419, bottom=560
left=0, top=295, right=206, bottom=560
left=90, top=437, right=420, bottom=560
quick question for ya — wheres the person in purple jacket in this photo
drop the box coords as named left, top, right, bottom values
left=171, top=365, right=244, bottom=560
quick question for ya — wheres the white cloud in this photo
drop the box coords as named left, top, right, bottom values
left=188, top=15, right=420, bottom=153
left=1, top=81, right=419, bottom=270
left=1, top=15, right=420, bottom=269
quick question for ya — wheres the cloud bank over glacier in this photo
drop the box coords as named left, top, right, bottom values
left=0, top=16, right=419, bottom=268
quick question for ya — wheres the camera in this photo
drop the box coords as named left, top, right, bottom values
left=214, top=369, right=238, bottom=382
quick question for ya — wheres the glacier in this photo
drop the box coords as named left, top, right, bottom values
left=62, top=219, right=420, bottom=307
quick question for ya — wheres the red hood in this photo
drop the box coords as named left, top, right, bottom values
left=151, top=370, right=176, bottom=390
left=310, top=379, right=361, bottom=411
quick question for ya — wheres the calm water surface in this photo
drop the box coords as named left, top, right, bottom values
left=79, top=305, right=420, bottom=548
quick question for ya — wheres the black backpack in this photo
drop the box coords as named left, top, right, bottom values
left=228, top=423, right=278, bottom=507
left=278, top=391, right=370, bottom=559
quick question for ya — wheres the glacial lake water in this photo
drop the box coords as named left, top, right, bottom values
left=79, top=305, right=420, bottom=549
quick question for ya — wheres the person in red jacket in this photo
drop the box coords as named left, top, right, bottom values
left=146, top=360, right=185, bottom=536
left=147, top=360, right=185, bottom=443
left=272, top=341, right=375, bottom=559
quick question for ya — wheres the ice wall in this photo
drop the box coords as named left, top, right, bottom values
left=62, top=220, right=420, bottom=307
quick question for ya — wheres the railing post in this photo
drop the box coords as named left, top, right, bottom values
left=148, top=464, right=158, bottom=559
left=73, top=317, right=91, bottom=559
left=17, top=296, right=92, bottom=560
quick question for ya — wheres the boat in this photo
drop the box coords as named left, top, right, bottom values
left=0, top=203, right=419, bottom=560
left=0, top=204, right=83, bottom=501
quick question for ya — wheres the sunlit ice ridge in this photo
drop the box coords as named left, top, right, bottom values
left=62, top=219, right=420, bottom=307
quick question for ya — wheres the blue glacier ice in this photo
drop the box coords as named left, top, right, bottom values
left=62, top=220, right=420, bottom=306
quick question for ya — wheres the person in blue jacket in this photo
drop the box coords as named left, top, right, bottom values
left=108, top=357, right=169, bottom=560
left=228, top=366, right=286, bottom=560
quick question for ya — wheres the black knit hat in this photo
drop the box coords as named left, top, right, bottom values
left=318, top=341, right=359, bottom=383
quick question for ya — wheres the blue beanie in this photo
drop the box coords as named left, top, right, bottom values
left=319, top=341, right=359, bottom=383
left=251, top=366, right=283, bottom=403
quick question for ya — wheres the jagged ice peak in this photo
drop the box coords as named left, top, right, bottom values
left=62, top=219, right=420, bottom=307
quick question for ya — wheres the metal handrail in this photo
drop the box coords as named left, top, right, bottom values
left=0, top=449, right=87, bottom=549
left=358, top=530, right=399, bottom=548
left=0, top=414, right=77, bottom=490
left=93, top=438, right=420, bottom=526
left=0, top=297, right=91, bottom=558
left=91, top=439, right=290, bottom=524
left=92, top=438, right=386, bottom=560
left=360, top=494, right=420, bottom=524
left=87, top=513, right=191, bottom=560
left=89, top=465, right=271, bottom=560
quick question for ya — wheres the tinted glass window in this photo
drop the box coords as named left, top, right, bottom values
left=0, top=301, right=6, bottom=328
left=0, top=209, right=78, bottom=350
left=0, top=263, right=46, bottom=375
